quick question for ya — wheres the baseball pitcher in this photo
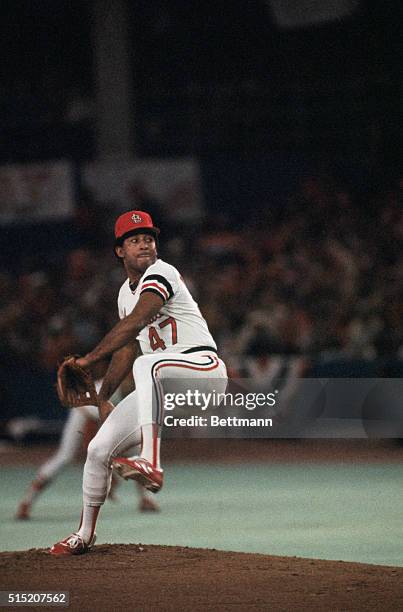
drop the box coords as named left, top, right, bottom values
left=50, top=210, right=227, bottom=555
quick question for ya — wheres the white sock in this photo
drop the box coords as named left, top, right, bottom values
left=76, top=504, right=100, bottom=543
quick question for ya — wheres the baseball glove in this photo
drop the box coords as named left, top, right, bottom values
left=56, top=356, right=98, bottom=408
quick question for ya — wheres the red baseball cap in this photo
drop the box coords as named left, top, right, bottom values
left=114, top=210, right=160, bottom=245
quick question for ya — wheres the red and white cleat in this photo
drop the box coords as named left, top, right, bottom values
left=49, top=532, right=96, bottom=556
left=16, top=501, right=31, bottom=521
left=113, top=457, right=163, bottom=493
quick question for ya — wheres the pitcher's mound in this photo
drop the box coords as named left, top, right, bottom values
left=1, top=544, right=402, bottom=610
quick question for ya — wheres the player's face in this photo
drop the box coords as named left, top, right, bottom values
left=116, top=233, right=157, bottom=274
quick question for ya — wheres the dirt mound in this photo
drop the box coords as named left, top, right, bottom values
left=1, top=544, right=402, bottom=611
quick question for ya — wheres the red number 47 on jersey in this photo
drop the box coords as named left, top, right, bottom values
left=148, top=316, right=178, bottom=351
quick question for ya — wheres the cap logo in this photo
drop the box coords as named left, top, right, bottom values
left=131, top=213, right=142, bottom=223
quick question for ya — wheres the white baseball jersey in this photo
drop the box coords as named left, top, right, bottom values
left=118, top=258, right=217, bottom=354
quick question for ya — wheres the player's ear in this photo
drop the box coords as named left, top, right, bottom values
left=115, top=245, right=124, bottom=259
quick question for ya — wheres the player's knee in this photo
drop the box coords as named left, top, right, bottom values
left=86, top=437, right=109, bottom=468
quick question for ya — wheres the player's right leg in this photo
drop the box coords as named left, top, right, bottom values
left=16, top=408, right=88, bottom=520
left=50, top=391, right=142, bottom=556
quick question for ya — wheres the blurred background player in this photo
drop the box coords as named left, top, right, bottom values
left=16, top=375, right=159, bottom=520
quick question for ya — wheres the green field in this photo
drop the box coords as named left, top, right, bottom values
left=1, top=463, right=402, bottom=567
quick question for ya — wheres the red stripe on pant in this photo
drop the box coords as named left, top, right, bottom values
left=150, top=356, right=221, bottom=465
left=153, top=423, right=158, bottom=468
left=154, top=356, right=220, bottom=425
left=154, top=356, right=220, bottom=376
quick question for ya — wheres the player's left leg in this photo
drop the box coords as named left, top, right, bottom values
left=113, top=351, right=227, bottom=491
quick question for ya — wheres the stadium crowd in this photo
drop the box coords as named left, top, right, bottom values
left=0, top=175, right=402, bottom=379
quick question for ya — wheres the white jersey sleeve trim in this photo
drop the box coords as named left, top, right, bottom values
left=139, top=260, right=177, bottom=304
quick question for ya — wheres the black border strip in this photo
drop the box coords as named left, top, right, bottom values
left=142, top=274, right=174, bottom=299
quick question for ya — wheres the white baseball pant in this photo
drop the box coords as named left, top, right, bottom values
left=38, top=405, right=99, bottom=481
left=83, top=350, right=227, bottom=505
